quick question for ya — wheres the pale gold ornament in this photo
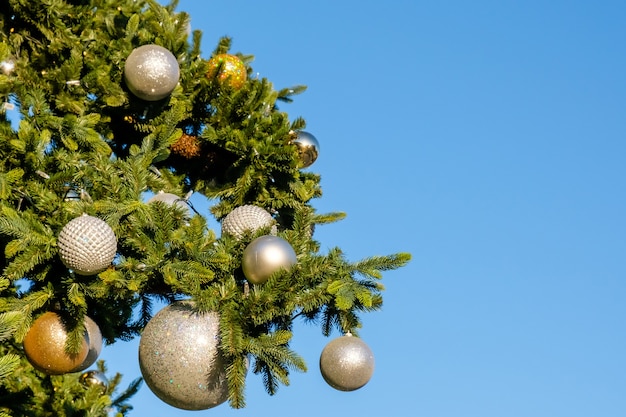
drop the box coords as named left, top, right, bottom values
left=319, top=333, right=375, bottom=391
left=58, top=214, right=117, bottom=276
left=124, top=44, right=180, bottom=101
left=241, top=235, right=297, bottom=284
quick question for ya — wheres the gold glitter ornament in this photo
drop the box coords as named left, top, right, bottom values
left=221, top=205, right=276, bottom=239
left=57, top=214, right=117, bottom=276
left=138, top=301, right=229, bottom=410
left=23, top=312, right=90, bottom=375
left=241, top=235, right=297, bottom=285
left=124, top=44, right=180, bottom=101
left=171, top=133, right=201, bottom=159
left=319, top=333, right=375, bottom=391
left=206, top=54, right=247, bottom=89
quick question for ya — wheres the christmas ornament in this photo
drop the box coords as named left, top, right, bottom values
left=242, top=235, right=297, bottom=285
left=80, top=370, right=109, bottom=394
left=171, top=133, right=201, bottom=159
left=319, top=333, right=375, bottom=391
left=292, top=131, right=320, bottom=168
left=206, top=54, right=247, bottom=89
left=58, top=214, right=117, bottom=276
left=139, top=301, right=229, bottom=410
left=72, top=316, right=103, bottom=372
left=222, top=205, right=276, bottom=239
left=124, top=44, right=180, bottom=101
left=23, top=312, right=90, bottom=375
left=0, top=59, right=16, bottom=75
left=147, top=191, right=192, bottom=219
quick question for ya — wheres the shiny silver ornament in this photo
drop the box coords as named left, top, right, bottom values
left=319, top=333, right=375, bottom=391
left=124, top=44, right=180, bottom=101
left=242, top=235, right=297, bottom=285
left=80, top=370, right=109, bottom=394
left=293, top=131, right=320, bottom=168
left=0, top=59, right=16, bottom=75
left=147, top=191, right=192, bottom=219
left=222, top=205, right=276, bottom=239
left=58, top=214, right=117, bottom=276
left=72, top=316, right=103, bottom=372
left=139, top=301, right=229, bottom=410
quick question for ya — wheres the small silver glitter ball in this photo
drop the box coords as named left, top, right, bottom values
left=72, top=316, right=103, bottom=373
left=79, top=370, right=109, bottom=394
left=242, top=235, right=297, bottom=285
left=147, top=191, right=192, bottom=219
left=138, top=301, right=229, bottom=410
left=319, top=333, right=375, bottom=391
left=222, top=205, right=275, bottom=239
left=124, top=44, right=180, bottom=101
left=293, top=131, right=320, bottom=168
left=58, top=214, right=117, bottom=276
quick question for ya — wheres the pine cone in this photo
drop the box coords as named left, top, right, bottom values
left=171, top=134, right=201, bottom=159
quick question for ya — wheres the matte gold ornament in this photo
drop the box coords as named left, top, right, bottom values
left=79, top=370, right=109, bottom=394
left=221, top=205, right=276, bottom=239
left=58, top=214, right=117, bottom=276
left=206, top=54, right=247, bottom=89
left=71, top=316, right=103, bottom=372
left=139, top=301, right=229, bottom=410
left=147, top=191, right=192, bottom=219
left=319, top=333, right=375, bottom=391
left=242, top=235, right=297, bottom=285
left=23, top=312, right=90, bottom=375
left=124, top=44, right=180, bottom=101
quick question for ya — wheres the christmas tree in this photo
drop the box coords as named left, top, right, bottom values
left=0, top=0, right=410, bottom=415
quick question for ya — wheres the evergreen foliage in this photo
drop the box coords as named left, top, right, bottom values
left=0, top=0, right=410, bottom=414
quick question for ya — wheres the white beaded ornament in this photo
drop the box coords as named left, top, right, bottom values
left=58, top=214, right=117, bottom=276
left=221, top=205, right=276, bottom=239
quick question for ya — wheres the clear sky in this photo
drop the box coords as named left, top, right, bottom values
left=100, top=1, right=626, bottom=416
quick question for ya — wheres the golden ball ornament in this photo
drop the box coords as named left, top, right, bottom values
left=23, top=312, right=90, bottom=375
left=79, top=370, right=109, bottom=394
left=221, top=205, right=276, bottom=239
left=319, top=333, right=375, bottom=391
left=138, top=301, right=229, bottom=410
left=57, top=214, right=117, bottom=276
left=292, top=131, right=320, bottom=168
left=242, top=235, right=297, bottom=285
left=71, top=316, right=103, bottom=373
left=206, top=54, right=247, bottom=89
left=124, top=44, right=180, bottom=101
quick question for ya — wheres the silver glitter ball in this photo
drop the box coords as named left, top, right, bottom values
left=138, top=301, right=229, bottom=410
left=147, top=191, right=192, bottom=219
left=58, top=214, right=117, bottom=276
left=71, top=316, right=103, bottom=373
left=79, top=370, right=109, bottom=394
left=221, top=205, right=275, bottom=239
left=124, top=44, right=180, bottom=101
left=319, top=333, right=375, bottom=391
left=242, top=235, right=297, bottom=285
left=293, top=131, right=320, bottom=168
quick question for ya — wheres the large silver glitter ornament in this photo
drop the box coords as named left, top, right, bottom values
left=147, top=191, right=192, bottom=219
left=139, top=301, right=229, bottom=410
left=319, top=333, right=375, bottom=391
left=80, top=370, right=109, bottom=394
left=124, top=44, right=180, bottom=101
left=58, top=214, right=117, bottom=276
left=221, top=205, right=276, bottom=239
left=71, top=316, right=103, bottom=372
left=292, top=131, right=320, bottom=168
left=242, top=235, right=297, bottom=285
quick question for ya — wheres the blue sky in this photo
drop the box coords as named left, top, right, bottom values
left=101, top=1, right=626, bottom=416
